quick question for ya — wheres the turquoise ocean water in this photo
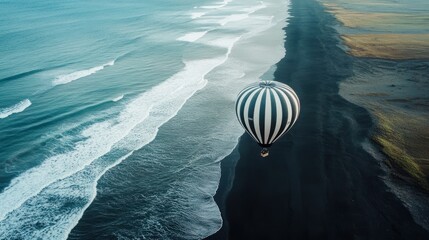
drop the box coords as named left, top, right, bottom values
left=0, top=0, right=290, bottom=238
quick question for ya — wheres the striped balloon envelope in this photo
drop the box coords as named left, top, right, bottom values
left=235, top=80, right=300, bottom=156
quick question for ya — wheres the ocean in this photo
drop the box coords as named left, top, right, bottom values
left=0, top=0, right=290, bottom=239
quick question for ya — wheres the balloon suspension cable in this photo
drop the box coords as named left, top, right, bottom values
left=260, top=148, right=269, bottom=158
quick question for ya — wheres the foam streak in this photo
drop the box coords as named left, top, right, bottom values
left=112, top=95, right=124, bottom=102
left=52, top=60, right=114, bottom=86
left=0, top=99, right=32, bottom=119
left=177, top=31, right=209, bottom=42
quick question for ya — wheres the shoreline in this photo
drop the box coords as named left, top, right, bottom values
left=206, top=147, right=240, bottom=240
left=206, top=0, right=429, bottom=238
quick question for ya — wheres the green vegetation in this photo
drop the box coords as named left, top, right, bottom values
left=372, top=110, right=429, bottom=191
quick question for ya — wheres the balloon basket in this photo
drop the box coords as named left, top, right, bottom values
left=260, top=148, right=269, bottom=158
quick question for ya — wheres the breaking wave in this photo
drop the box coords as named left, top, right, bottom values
left=52, top=60, right=115, bottom=86
left=0, top=99, right=32, bottom=119
left=177, top=31, right=209, bottom=42
left=112, top=95, right=124, bottom=102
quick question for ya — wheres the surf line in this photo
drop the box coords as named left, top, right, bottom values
left=0, top=99, right=32, bottom=119
left=52, top=60, right=115, bottom=86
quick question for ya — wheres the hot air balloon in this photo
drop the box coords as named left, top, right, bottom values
left=235, top=80, right=300, bottom=157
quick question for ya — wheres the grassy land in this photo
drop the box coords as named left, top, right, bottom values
left=372, top=109, right=429, bottom=191
left=320, top=0, right=429, bottom=191
left=341, top=34, right=429, bottom=60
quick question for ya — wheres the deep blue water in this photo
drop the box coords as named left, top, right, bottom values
left=0, top=0, right=290, bottom=238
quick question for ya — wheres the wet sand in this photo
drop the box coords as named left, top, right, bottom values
left=206, top=0, right=429, bottom=239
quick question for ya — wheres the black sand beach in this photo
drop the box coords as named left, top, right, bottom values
left=207, top=0, right=429, bottom=239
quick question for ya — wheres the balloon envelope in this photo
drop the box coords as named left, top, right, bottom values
left=235, top=80, right=300, bottom=147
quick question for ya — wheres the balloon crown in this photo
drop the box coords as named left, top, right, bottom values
left=258, top=80, right=276, bottom=88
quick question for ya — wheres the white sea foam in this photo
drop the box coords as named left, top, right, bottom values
left=200, top=4, right=223, bottom=9
left=219, top=14, right=249, bottom=25
left=0, top=35, right=241, bottom=239
left=177, top=31, right=209, bottom=42
left=199, top=0, right=232, bottom=9
left=218, top=2, right=266, bottom=25
left=191, top=12, right=207, bottom=19
left=60, top=151, right=134, bottom=239
left=190, top=0, right=232, bottom=19
left=112, top=95, right=124, bottom=102
left=206, top=36, right=242, bottom=49
left=241, top=1, right=266, bottom=14
left=52, top=60, right=114, bottom=86
left=0, top=99, right=32, bottom=119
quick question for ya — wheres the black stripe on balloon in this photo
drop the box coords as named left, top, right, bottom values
left=267, top=88, right=277, bottom=144
left=258, top=89, right=267, bottom=144
left=272, top=88, right=289, bottom=143
left=237, top=88, right=260, bottom=143
left=286, top=87, right=300, bottom=124
left=278, top=87, right=297, bottom=132
left=236, top=87, right=257, bottom=129
left=267, top=88, right=281, bottom=144
left=246, top=89, right=262, bottom=143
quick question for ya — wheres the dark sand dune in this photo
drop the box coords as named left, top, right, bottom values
left=207, top=0, right=429, bottom=239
